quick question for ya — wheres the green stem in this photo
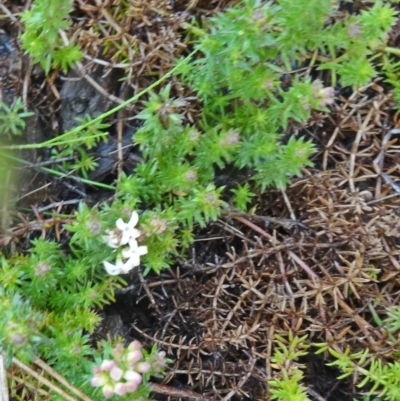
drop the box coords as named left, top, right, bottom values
left=0, top=49, right=198, bottom=151
left=0, top=151, right=115, bottom=190
left=385, top=46, right=400, bottom=56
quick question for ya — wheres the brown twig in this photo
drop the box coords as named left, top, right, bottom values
left=150, top=382, right=214, bottom=401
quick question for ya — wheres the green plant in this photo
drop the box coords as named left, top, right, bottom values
left=0, top=284, right=44, bottom=364
left=50, top=115, right=110, bottom=180
left=114, top=0, right=398, bottom=273
left=20, top=0, right=82, bottom=74
left=315, top=305, right=400, bottom=401
left=0, top=206, right=165, bottom=400
left=268, top=332, right=310, bottom=401
left=4, top=0, right=400, bottom=399
left=315, top=345, right=400, bottom=401
left=384, top=305, right=400, bottom=334
left=0, top=98, right=34, bottom=138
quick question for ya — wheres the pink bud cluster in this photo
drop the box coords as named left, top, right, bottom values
left=311, top=80, right=335, bottom=108
left=150, top=350, right=167, bottom=373
left=90, top=340, right=151, bottom=398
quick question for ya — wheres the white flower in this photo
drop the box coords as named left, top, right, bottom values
left=102, top=212, right=141, bottom=249
left=116, top=212, right=141, bottom=246
left=103, top=239, right=148, bottom=276
left=102, top=211, right=148, bottom=275
left=120, top=240, right=148, bottom=273
left=103, top=257, right=126, bottom=275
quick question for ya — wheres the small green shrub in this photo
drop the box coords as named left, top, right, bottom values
left=315, top=305, right=400, bottom=401
left=0, top=98, right=34, bottom=138
left=268, top=332, right=310, bottom=401
left=20, top=0, right=82, bottom=73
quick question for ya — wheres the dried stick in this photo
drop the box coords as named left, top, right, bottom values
left=0, top=217, right=72, bottom=246
left=34, top=358, right=94, bottom=401
left=150, top=382, right=213, bottom=401
left=336, top=298, right=383, bottom=348
left=130, top=322, right=200, bottom=351
left=0, top=354, right=9, bottom=401
left=348, top=107, right=373, bottom=192
left=307, top=387, right=327, bottom=401
left=12, top=358, right=81, bottom=401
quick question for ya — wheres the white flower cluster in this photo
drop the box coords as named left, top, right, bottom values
left=102, top=212, right=148, bottom=275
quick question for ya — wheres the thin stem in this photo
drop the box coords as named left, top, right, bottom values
left=0, top=49, right=198, bottom=151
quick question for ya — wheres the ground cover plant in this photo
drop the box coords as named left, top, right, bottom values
left=1, top=0, right=400, bottom=400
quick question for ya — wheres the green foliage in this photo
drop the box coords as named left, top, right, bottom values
left=0, top=98, right=34, bottom=138
left=20, top=0, right=82, bottom=74
left=268, top=332, right=310, bottom=401
left=384, top=305, right=400, bottom=334
left=0, top=286, right=45, bottom=365
left=316, top=303, right=400, bottom=401
left=320, top=345, right=400, bottom=401
left=0, top=207, right=127, bottom=396
left=115, top=0, right=399, bottom=273
left=5, top=0, right=400, bottom=399
left=231, top=184, right=255, bottom=212
left=269, top=369, right=310, bottom=401
left=50, top=115, right=109, bottom=179
left=381, top=54, right=400, bottom=107
left=180, top=0, right=397, bottom=97
left=354, top=397, right=381, bottom=401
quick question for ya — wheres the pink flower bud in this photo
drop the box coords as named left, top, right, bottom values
left=102, top=384, right=114, bottom=399
left=114, top=382, right=128, bottom=396
left=136, top=362, right=151, bottom=373
left=92, top=366, right=102, bottom=375
left=124, top=370, right=142, bottom=385
left=113, top=343, right=124, bottom=357
left=126, top=380, right=140, bottom=393
left=101, top=360, right=115, bottom=371
left=127, top=350, right=143, bottom=364
left=151, top=351, right=167, bottom=372
left=90, top=376, right=106, bottom=387
left=128, top=340, right=142, bottom=351
left=110, top=365, right=123, bottom=381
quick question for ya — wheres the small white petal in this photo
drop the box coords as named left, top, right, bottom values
left=116, top=213, right=141, bottom=244
left=137, top=246, right=148, bottom=256
left=128, top=211, right=139, bottom=228
left=119, top=230, right=131, bottom=245
left=128, top=238, right=139, bottom=250
left=122, top=246, right=135, bottom=259
left=103, top=261, right=121, bottom=275
left=120, top=255, right=141, bottom=273
left=120, top=228, right=140, bottom=245
left=129, top=227, right=141, bottom=239
left=103, top=257, right=125, bottom=275
left=116, top=218, right=127, bottom=231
